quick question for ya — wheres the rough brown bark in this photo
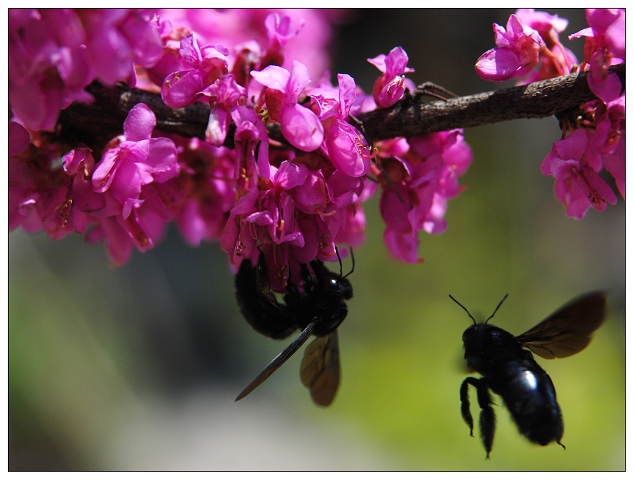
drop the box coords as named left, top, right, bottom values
left=57, top=63, right=625, bottom=152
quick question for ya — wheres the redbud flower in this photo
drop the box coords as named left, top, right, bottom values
left=309, top=73, right=372, bottom=177
left=378, top=129, right=472, bottom=263
left=569, top=9, right=624, bottom=102
left=251, top=60, right=324, bottom=152
left=171, top=141, right=236, bottom=246
left=514, top=9, right=577, bottom=82
left=161, top=33, right=229, bottom=109
left=199, top=74, right=247, bottom=146
left=475, top=14, right=543, bottom=82
left=92, top=103, right=179, bottom=219
left=260, top=12, right=305, bottom=69
left=9, top=9, right=93, bottom=130
left=231, top=105, right=269, bottom=195
left=541, top=129, right=617, bottom=219
left=79, top=9, right=163, bottom=86
left=368, top=46, right=415, bottom=108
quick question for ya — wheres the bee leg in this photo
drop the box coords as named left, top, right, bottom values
left=461, top=377, right=496, bottom=459
left=460, top=378, right=475, bottom=436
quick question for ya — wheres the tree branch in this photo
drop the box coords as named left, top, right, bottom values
left=58, top=63, right=624, bottom=153
left=358, top=63, right=625, bottom=142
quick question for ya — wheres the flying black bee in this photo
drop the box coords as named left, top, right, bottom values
left=450, top=292, right=607, bottom=458
left=234, top=249, right=353, bottom=406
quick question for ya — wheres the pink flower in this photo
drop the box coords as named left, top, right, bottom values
left=9, top=9, right=93, bottom=131
left=475, top=14, right=543, bottom=82
left=9, top=122, right=38, bottom=232
left=86, top=192, right=170, bottom=266
left=259, top=12, right=305, bottom=69
left=221, top=157, right=313, bottom=289
left=172, top=141, right=236, bottom=246
left=9, top=121, right=30, bottom=158
left=79, top=9, right=163, bottom=86
left=161, top=33, right=229, bottom=108
left=61, top=146, right=121, bottom=232
left=92, top=103, right=179, bottom=219
left=309, top=73, right=373, bottom=177
left=569, top=9, right=625, bottom=102
left=378, top=129, right=472, bottom=263
left=541, top=129, right=617, bottom=219
left=199, top=74, right=247, bottom=146
left=231, top=105, right=270, bottom=196
left=368, top=47, right=415, bottom=108
left=514, top=9, right=577, bottom=82
left=251, top=60, right=324, bottom=152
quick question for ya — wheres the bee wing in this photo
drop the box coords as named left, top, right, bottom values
left=517, top=292, right=607, bottom=359
left=300, top=330, right=340, bottom=407
left=235, top=322, right=315, bottom=402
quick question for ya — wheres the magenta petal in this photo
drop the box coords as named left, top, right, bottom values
left=604, top=149, right=625, bottom=199
left=10, top=76, right=63, bottom=131
left=274, top=160, right=308, bottom=190
left=384, top=46, right=410, bottom=77
left=280, top=104, right=324, bottom=152
left=144, top=138, right=179, bottom=183
left=555, top=128, right=587, bottom=161
left=337, top=73, right=356, bottom=116
left=380, top=187, right=411, bottom=233
left=178, top=34, right=202, bottom=68
left=367, top=54, right=386, bottom=72
left=123, top=103, right=156, bottom=141
left=287, top=60, right=310, bottom=103
left=325, top=121, right=369, bottom=177
left=250, top=65, right=290, bottom=92
left=586, top=9, right=621, bottom=34
left=110, top=159, right=142, bottom=205
left=291, top=170, right=331, bottom=214
left=120, top=12, right=163, bottom=67
left=589, top=71, right=623, bottom=103
left=9, top=121, right=30, bottom=157
left=92, top=148, right=120, bottom=192
left=606, top=13, right=625, bottom=58
left=475, top=48, right=522, bottom=81
left=205, top=107, right=230, bottom=146
left=62, top=146, right=92, bottom=176
left=384, top=229, right=421, bottom=263
left=88, top=27, right=133, bottom=85
left=161, top=69, right=205, bottom=109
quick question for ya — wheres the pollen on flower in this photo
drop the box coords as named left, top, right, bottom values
left=135, top=232, right=150, bottom=248
left=387, top=76, right=405, bottom=95
left=60, top=199, right=73, bottom=227
left=235, top=240, right=246, bottom=258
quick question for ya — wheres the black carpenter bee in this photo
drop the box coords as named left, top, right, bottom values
left=450, top=292, right=607, bottom=458
left=234, top=249, right=353, bottom=406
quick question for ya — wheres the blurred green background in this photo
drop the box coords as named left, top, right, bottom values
left=8, top=9, right=624, bottom=471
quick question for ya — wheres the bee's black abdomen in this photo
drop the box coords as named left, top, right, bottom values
left=494, top=358, right=563, bottom=446
left=235, top=256, right=296, bottom=339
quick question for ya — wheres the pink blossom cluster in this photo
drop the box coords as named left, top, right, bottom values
left=475, top=9, right=625, bottom=219
left=9, top=9, right=471, bottom=285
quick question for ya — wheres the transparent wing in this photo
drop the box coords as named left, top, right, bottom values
left=517, top=292, right=607, bottom=359
left=235, top=322, right=315, bottom=402
left=300, top=331, right=340, bottom=407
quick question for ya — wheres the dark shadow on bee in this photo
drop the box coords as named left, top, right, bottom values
left=234, top=248, right=354, bottom=406
left=450, top=292, right=607, bottom=459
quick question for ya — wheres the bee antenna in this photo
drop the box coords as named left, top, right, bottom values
left=449, top=295, right=477, bottom=325
left=344, top=248, right=355, bottom=278
left=333, top=246, right=355, bottom=279
left=485, top=294, right=509, bottom=324
left=334, top=246, right=344, bottom=277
